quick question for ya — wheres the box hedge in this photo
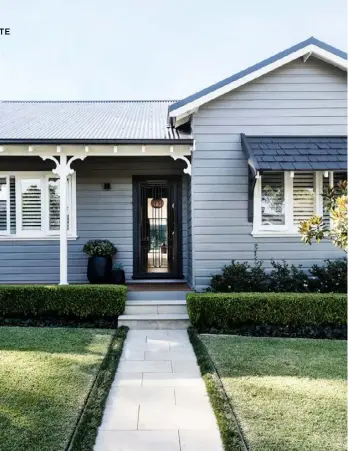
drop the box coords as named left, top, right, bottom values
left=0, top=285, right=127, bottom=319
left=187, top=292, right=347, bottom=336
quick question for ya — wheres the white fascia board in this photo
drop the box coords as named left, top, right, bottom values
left=0, top=144, right=192, bottom=157
left=169, top=44, right=347, bottom=120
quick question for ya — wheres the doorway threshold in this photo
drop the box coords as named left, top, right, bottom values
left=130, top=279, right=186, bottom=284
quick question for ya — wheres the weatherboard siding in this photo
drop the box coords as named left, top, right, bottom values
left=192, top=58, right=347, bottom=291
left=186, top=174, right=193, bottom=286
left=0, top=157, right=189, bottom=284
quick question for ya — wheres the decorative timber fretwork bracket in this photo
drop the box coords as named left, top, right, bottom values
left=171, top=154, right=191, bottom=176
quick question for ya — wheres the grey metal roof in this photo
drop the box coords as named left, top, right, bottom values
left=241, top=135, right=347, bottom=171
left=169, top=37, right=347, bottom=113
left=0, top=100, right=192, bottom=143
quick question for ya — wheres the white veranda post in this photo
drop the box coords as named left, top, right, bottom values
left=41, top=152, right=85, bottom=285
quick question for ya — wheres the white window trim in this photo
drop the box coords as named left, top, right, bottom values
left=0, top=171, right=77, bottom=240
left=252, top=170, right=332, bottom=237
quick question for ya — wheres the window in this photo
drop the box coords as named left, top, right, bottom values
left=261, top=172, right=285, bottom=226
left=253, top=170, right=347, bottom=236
left=292, top=172, right=315, bottom=226
left=0, top=177, right=9, bottom=234
left=0, top=172, right=76, bottom=239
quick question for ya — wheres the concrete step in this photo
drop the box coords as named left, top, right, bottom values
left=127, top=290, right=189, bottom=301
left=125, top=300, right=187, bottom=315
left=118, top=313, right=190, bottom=330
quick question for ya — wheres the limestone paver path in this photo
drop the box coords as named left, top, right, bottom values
left=94, top=330, right=223, bottom=451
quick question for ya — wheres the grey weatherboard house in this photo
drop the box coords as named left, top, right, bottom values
left=0, top=37, right=346, bottom=291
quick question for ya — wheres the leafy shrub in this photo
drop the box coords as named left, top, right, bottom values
left=83, top=240, right=117, bottom=257
left=0, top=285, right=126, bottom=319
left=268, top=260, right=309, bottom=292
left=309, top=258, right=347, bottom=293
left=209, top=245, right=346, bottom=293
left=187, top=292, right=347, bottom=337
left=209, top=245, right=267, bottom=292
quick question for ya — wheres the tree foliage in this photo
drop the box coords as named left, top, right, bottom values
left=299, top=179, right=347, bottom=252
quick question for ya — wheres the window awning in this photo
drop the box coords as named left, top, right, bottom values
left=241, top=134, right=347, bottom=173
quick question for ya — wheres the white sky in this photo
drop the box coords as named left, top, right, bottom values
left=0, top=0, right=347, bottom=100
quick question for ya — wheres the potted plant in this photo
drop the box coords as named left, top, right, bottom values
left=111, top=263, right=126, bottom=285
left=83, top=240, right=117, bottom=284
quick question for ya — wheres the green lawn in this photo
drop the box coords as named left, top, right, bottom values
left=0, top=327, right=114, bottom=451
left=201, top=335, right=346, bottom=451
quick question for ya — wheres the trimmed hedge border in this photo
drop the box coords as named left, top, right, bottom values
left=188, top=328, right=246, bottom=451
left=0, top=285, right=127, bottom=320
left=187, top=292, right=347, bottom=339
left=68, top=327, right=128, bottom=451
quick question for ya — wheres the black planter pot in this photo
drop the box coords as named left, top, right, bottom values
left=110, top=269, right=126, bottom=285
left=87, top=256, right=112, bottom=284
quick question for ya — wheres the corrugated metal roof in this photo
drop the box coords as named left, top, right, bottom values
left=0, top=100, right=192, bottom=142
left=241, top=135, right=347, bottom=171
left=169, top=37, right=347, bottom=113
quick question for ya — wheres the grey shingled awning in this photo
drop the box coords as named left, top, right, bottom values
left=241, top=135, right=347, bottom=173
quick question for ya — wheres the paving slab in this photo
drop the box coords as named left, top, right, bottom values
left=124, top=341, right=170, bottom=352
left=179, top=430, right=224, bottom=451
left=171, top=359, right=201, bottom=374
left=144, top=349, right=196, bottom=361
left=118, top=360, right=172, bottom=373
left=121, top=349, right=145, bottom=361
left=138, top=403, right=217, bottom=430
left=94, top=329, right=223, bottom=451
left=111, top=372, right=143, bottom=387
left=99, top=400, right=139, bottom=431
left=142, top=372, right=205, bottom=387
left=107, top=386, right=175, bottom=404
left=94, top=430, right=180, bottom=451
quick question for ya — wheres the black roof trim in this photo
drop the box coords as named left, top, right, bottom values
left=241, top=133, right=260, bottom=173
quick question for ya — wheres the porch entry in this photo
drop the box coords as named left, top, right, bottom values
left=133, top=176, right=182, bottom=279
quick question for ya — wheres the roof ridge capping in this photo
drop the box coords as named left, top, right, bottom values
left=169, top=36, right=347, bottom=119
left=1, top=100, right=177, bottom=104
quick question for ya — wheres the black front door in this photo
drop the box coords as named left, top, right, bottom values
left=133, top=176, right=182, bottom=279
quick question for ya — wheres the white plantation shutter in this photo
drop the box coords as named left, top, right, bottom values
left=20, top=178, right=42, bottom=231
left=261, top=172, right=285, bottom=225
left=322, top=175, right=330, bottom=227
left=0, top=173, right=75, bottom=237
left=10, top=176, right=16, bottom=234
left=293, top=172, right=315, bottom=226
left=0, top=177, right=9, bottom=233
left=323, top=171, right=348, bottom=228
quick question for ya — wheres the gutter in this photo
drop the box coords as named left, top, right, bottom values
left=0, top=138, right=194, bottom=145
